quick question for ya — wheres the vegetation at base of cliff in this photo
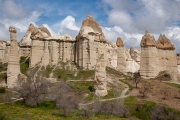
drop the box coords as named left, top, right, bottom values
left=54, top=68, right=95, bottom=80
left=20, top=56, right=30, bottom=74
left=0, top=86, right=5, bottom=93
left=166, top=82, right=180, bottom=88
left=0, top=63, right=7, bottom=72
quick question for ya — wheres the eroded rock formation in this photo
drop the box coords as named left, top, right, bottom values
left=75, top=15, right=107, bottom=70
left=0, top=41, right=7, bottom=62
left=116, top=37, right=126, bottom=73
left=157, top=35, right=178, bottom=74
left=95, top=51, right=107, bottom=97
left=30, top=25, right=51, bottom=67
left=7, top=26, right=20, bottom=88
left=19, top=23, right=35, bottom=57
left=140, top=31, right=159, bottom=78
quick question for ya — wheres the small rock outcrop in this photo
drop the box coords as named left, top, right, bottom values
left=7, top=26, right=20, bottom=88
left=156, top=35, right=175, bottom=50
left=95, top=51, right=107, bottom=97
left=116, top=37, right=126, bottom=73
left=140, top=31, right=158, bottom=78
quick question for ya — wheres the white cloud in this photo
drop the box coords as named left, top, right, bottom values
left=60, top=16, right=80, bottom=32
left=102, top=26, right=143, bottom=49
left=43, top=24, right=56, bottom=36
left=0, top=0, right=41, bottom=41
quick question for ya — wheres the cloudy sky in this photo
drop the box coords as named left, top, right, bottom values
left=0, top=0, right=180, bottom=52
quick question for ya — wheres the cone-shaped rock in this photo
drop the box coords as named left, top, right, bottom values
left=156, top=34, right=175, bottom=50
left=140, top=30, right=156, bottom=47
left=116, top=37, right=124, bottom=47
left=19, top=23, right=35, bottom=46
left=76, top=14, right=106, bottom=41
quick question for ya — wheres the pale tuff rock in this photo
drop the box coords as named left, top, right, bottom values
left=140, top=31, right=159, bottom=78
left=75, top=15, right=107, bottom=70
left=30, top=25, right=51, bottom=40
left=156, top=35, right=175, bottom=50
left=95, top=51, right=108, bottom=97
left=157, top=35, right=178, bottom=74
left=129, top=47, right=141, bottom=63
left=76, top=14, right=106, bottom=41
left=7, top=26, right=20, bottom=88
left=125, top=48, right=140, bottom=73
left=116, top=38, right=126, bottom=74
left=0, top=40, right=7, bottom=63
left=126, top=59, right=140, bottom=73
left=19, top=23, right=35, bottom=46
left=4, top=41, right=11, bottom=63
left=41, top=41, right=49, bottom=66
left=107, top=49, right=117, bottom=68
left=140, top=30, right=156, bottom=47
left=46, top=34, right=74, bottom=63
left=30, top=25, right=51, bottom=67
left=19, top=23, right=35, bottom=57
left=116, top=37, right=124, bottom=47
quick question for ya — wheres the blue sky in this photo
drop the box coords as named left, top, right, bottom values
left=0, top=0, right=180, bottom=52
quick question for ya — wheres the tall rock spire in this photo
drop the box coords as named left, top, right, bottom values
left=7, top=26, right=20, bottom=88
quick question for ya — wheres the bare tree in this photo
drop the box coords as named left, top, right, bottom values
left=138, top=82, right=150, bottom=97
left=134, top=72, right=141, bottom=88
left=18, top=76, right=50, bottom=106
left=150, top=106, right=180, bottom=120
left=160, top=88, right=169, bottom=100
left=52, top=82, right=80, bottom=116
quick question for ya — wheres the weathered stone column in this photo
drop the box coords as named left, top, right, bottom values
left=140, top=31, right=158, bottom=78
left=116, top=37, right=126, bottom=74
left=95, top=47, right=108, bottom=97
left=7, top=26, right=20, bottom=88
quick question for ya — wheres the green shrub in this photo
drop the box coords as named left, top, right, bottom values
left=0, top=86, right=5, bottom=93
left=20, top=57, right=29, bottom=74
left=38, top=101, right=56, bottom=109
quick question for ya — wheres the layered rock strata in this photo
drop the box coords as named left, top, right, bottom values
left=7, top=26, right=20, bottom=88
left=116, top=37, right=126, bottom=73
left=157, top=35, right=178, bottom=74
left=30, top=25, right=51, bottom=67
left=95, top=49, right=107, bottom=97
left=140, top=31, right=159, bottom=78
left=0, top=41, right=7, bottom=62
left=75, top=15, right=107, bottom=70
left=19, top=23, right=35, bottom=57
